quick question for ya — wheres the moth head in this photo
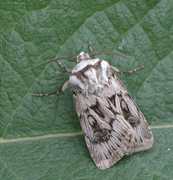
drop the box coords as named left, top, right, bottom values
left=77, top=52, right=91, bottom=63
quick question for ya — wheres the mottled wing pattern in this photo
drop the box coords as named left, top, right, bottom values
left=72, top=72, right=153, bottom=170
left=110, top=74, right=153, bottom=153
left=70, top=53, right=153, bottom=170
left=73, top=89, right=133, bottom=170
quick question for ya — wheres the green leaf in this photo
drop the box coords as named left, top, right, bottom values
left=0, top=0, right=173, bottom=179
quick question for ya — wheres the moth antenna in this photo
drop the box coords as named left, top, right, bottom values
left=23, top=56, right=76, bottom=72
left=89, top=51, right=141, bottom=63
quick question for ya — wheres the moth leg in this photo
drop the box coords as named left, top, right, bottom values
left=89, top=42, right=96, bottom=59
left=56, top=60, right=72, bottom=72
left=110, top=65, right=144, bottom=74
left=31, top=80, right=69, bottom=97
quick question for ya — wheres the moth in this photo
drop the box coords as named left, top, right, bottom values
left=27, top=43, right=154, bottom=170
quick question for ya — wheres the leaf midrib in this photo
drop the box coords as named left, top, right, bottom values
left=0, top=125, right=172, bottom=144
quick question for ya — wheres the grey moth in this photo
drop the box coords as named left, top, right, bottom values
left=28, top=43, right=154, bottom=170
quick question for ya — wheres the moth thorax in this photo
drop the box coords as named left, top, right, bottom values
left=77, top=52, right=91, bottom=63
left=70, top=60, right=111, bottom=96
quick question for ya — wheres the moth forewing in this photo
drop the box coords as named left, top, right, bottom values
left=69, top=52, right=153, bottom=170
left=30, top=46, right=154, bottom=170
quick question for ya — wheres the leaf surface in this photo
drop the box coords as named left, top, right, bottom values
left=0, top=0, right=173, bottom=179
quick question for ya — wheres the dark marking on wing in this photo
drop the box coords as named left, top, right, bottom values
left=88, top=115, right=98, bottom=129
left=87, top=114, right=112, bottom=144
left=90, top=99, right=105, bottom=118
left=109, top=118, right=114, bottom=128
left=106, top=97, right=120, bottom=118
left=118, top=93, right=140, bottom=128
left=127, top=116, right=140, bottom=128
left=108, top=94, right=116, bottom=107
left=118, top=93, right=131, bottom=119
left=93, top=128, right=111, bottom=144
left=72, top=89, right=77, bottom=96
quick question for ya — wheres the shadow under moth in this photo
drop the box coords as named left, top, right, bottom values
left=26, top=42, right=154, bottom=170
